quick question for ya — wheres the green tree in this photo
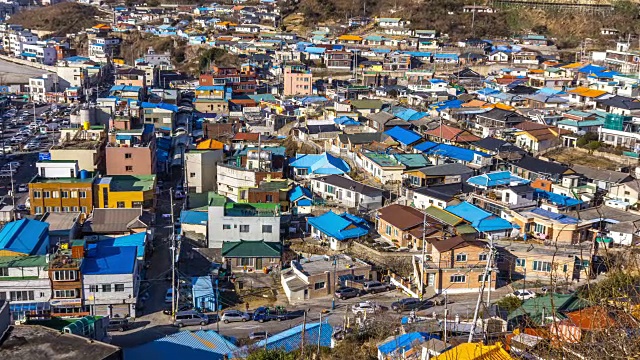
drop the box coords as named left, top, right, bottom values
left=495, top=296, right=523, bottom=313
left=247, top=349, right=297, bottom=360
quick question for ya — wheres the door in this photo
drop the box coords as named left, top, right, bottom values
left=255, top=258, right=263, bottom=269
left=337, top=190, right=343, bottom=200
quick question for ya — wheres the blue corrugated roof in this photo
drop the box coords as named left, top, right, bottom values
left=422, top=143, right=490, bottom=162
left=289, top=185, right=312, bottom=202
left=181, top=210, right=208, bottom=225
left=414, top=141, right=439, bottom=152
left=125, top=330, right=237, bottom=360
left=307, top=211, right=368, bottom=241
left=334, top=116, right=360, bottom=125
left=578, top=64, right=606, bottom=74
left=254, top=322, right=332, bottom=351
left=534, top=189, right=583, bottom=208
left=289, top=153, right=350, bottom=175
left=378, top=332, right=439, bottom=355
left=445, top=202, right=516, bottom=232
left=467, top=171, right=530, bottom=188
left=0, top=219, right=49, bottom=255
left=96, top=232, right=146, bottom=259
left=82, top=246, right=137, bottom=275
left=390, top=106, right=429, bottom=121
left=384, top=126, right=422, bottom=145
left=529, top=207, right=580, bottom=224
left=141, top=102, right=179, bottom=112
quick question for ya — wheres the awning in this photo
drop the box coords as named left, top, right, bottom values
left=596, top=236, right=612, bottom=243
left=10, top=302, right=50, bottom=312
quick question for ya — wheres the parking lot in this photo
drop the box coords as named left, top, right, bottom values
left=0, top=103, right=66, bottom=159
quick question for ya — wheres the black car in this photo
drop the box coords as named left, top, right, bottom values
left=107, top=318, right=130, bottom=332
left=335, top=287, right=361, bottom=300
left=390, top=298, right=431, bottom=313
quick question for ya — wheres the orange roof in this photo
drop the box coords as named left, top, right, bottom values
left=561, top=62, right=585, bottom=69
left=528, top=69, right=544, bottom=73
left=93, top=24, right=111, bottom=29
left=425, top=124, right=481, bottom=143
left=337, top=34, right=363, bottom=41
left=567, top=87, right=607, bottom=98
left=494, top=103, right=515, bottom=111
left=565, top=306, right=617, bottom=330
left=196, top=139, right=224, bottom=150
left=229, top=99, right=258, bottom=106
left=232, top=5, right=245, bottom=10
left=462, top=99, right=488, bottom=108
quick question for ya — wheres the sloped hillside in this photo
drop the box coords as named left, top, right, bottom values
left=8, top=3, right=102, bottom=36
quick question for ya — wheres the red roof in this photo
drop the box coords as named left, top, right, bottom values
left=232, top=133, right=260, bottom=141
left=424, top=124, right=481, bottom=143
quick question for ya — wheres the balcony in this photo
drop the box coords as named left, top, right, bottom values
left=49, top=254, right=81, bottom=271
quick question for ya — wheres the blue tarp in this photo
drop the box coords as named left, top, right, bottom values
left=254, top=322, right=332, bottom=351
left=96, top=232, right=146, bottom=259
left=467, top=171, right=530, bottom=188
left=384, top=126, right=422, bottom=145
left=307, top=211, right=368, bottom=241
left=534, top=189, right=583, bottom=208
left=378, top=332, right=440, bottom=355
left=529, top=207, right=580, bottom=224
left=181, top=210, right=208, bottom=225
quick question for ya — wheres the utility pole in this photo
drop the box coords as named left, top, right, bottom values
left=331, top=255, right=337, bottom=310
left=300, top=310, right=307, bottom=356
left=443, top=292, right=448, bottom=345
left=317, top=312, right=322, bottom=355
left=170, top=188, right=176, bottom=320
left=420, top=212, right=426, bottom=300
left=215, top=278, right=220, bottom=333
left=9, top=162, right=15, bottom=221
left=468, top=241, right=494, bottom=343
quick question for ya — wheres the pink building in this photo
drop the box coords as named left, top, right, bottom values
left=283, top=65, right=312, bottom=96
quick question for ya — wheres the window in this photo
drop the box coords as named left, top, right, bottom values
left=190, top=172, right=196, bottom=178
left=132, top=201, right=143, bottom=208
left=125, top=153, right=132, bottom=159
left=262, top=225, right=272, bottom=233
left=125, top=166, right=133, bottom=172
left=54, top=289, right=77, bottom=298
left=33, top=190, right=41, bottom=198
left=35, top=207, right=43, bottom=214
left=52, top=191, right=59, bottom=198
left=533, top=260, right=552, bottom=272
left=46, top=207, right=52, bottom=212
left=314, top=281, right=325, bottom=290
left=43, top=191, right=50, bottom=198
left=54, top=270, right=77, bottom=281
left=79, top=191, right=87, bottom=198
left=239, top=225, right=250, bottom=233
left=450, top=275, right=466, bottom=283
left=223, top=224, right=231, bottom=230
left=516, top=258, right=526, bottom=267
left=534, top=223, right=546, bottom=234
left=54, top=207, right=60, bottom=212
left=115, top=284, right=125, bottom=292
left=455, top=253, right=467, bottom=262
left=346, top=190, right=352, bottom=198
left=265, top=194, right=273, bottom=202
left=0, top=268, right=8, bottom=276
left=479, top=253, right=488, bottom=261
left=0, top=292, right=5, bottom=300
left=81, top=206, right=87, bottom=213
left=61, top=191, right=69, bottom=198
left=102, top=284, right=111, bottom=292
left=10, top=291, right=34, bottom=301
left=563, top=264, right=569, bottom=273
left=117, top=201, right=125, bottom=208
left=385, top=225, right=392, bottom=235
left=73, top=206, right=79, bottom=212
left=71, top=191, right=78, bottom=198
left=63, top=206, right=70, bottom=212
left=89, top=285, right=99, bottom=292
left=478, top=273, right=490, bottom=282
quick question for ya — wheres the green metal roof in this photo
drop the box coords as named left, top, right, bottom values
left=424, top=206, right=464, bottom=226
left=455, top=224, right=478, bottom=235
left=224, top=202, right=279, bottom=216
left=0, top=255, right=48, bottom=268
left=350, top=99, right=384, bottom=110
left=108, top=174, right=156, bottom=192
left=507, top=294, right=591, bottom=325
left=209, top=194, right=227, bottom=206
left=222, top=240, right=282, bottom=258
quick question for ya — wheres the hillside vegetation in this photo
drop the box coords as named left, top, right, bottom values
left=7, top=3, right=102, bottom=36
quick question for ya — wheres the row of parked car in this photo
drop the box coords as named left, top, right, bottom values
left=334, top=281, right=395, bottom=300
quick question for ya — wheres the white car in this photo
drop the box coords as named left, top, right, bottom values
left=351, top=301, right=380, bottom=315
left=505, top=290, right=536, bottom=301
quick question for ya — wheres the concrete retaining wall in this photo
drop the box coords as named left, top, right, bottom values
left=0, top=55, right=56, bottom=72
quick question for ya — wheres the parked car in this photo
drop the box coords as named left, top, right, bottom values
left=249, top=331, right=269, bottom=340
left=164, top=288, right=174, bottom=303
left=505, top=290, right=536, bottom=301
left=173, top=310, right=209, bottom=327
left=351, top=301, right=380, bottom=315
left=252, top=306, right=296, bottom=322
left=221, top=310, right=250, bottom=323
left=335, top=287, right=361, bottom=300
left=17, top=184, right=28, bottom=192
left=391, top=298, right=430, bottom=313
left=107, top=318, right=130, bottom=332
left=362, top=281, right=392, bottom=294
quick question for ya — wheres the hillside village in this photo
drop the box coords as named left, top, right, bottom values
left=0, top=1, right=638, bottom=360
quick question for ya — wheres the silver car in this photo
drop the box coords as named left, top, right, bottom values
left=221, top=310, right=250, bottom=323
left=173, top=310, right=209, bottom=327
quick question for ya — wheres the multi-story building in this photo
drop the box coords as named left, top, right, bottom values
left=105, top=125, right=156, bottom=176
left=50, top=126, right=107, bottom=173
left=21, top=43, right=58, bottom=65
left=207, top=194, right=281, bottom=248
left=324, top=50, right=352, bottom=70
left=29, top=74, right=59, bottom=103
left=8, top=29, right=37, bottom=57
left=216, top=147, right=285, bottom=202
left=115, top=68, right=146, bottom=87
left=199, top=64, right=257, bottom=94
left=48, top=243, right=86, bottom=318
left=29, top=161, right=95, bottom=215
left=283, top=64, right=312, bottom=96
left=88, top=37, right=120, bottom=62
left=184, top=150, right=224, bottom=193
left=310, top=174, right=384, bottom=210
left=0, top=218, right=51, bottom=321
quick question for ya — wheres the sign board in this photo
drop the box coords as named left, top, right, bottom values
left=38, top=152, right=51, bottom=161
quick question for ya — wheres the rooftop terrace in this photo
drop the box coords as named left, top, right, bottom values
left=224, top=202, right=280, bottom=217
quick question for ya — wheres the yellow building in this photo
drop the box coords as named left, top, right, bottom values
left=434, top=342, right=513, bottom=360
left=95, top=175, right=156, bottom=209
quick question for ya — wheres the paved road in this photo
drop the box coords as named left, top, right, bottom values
left=0, top=59, right=50, bottom=84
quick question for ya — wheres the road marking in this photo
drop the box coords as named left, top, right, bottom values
left=229, top=324, right=259, bottom=330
